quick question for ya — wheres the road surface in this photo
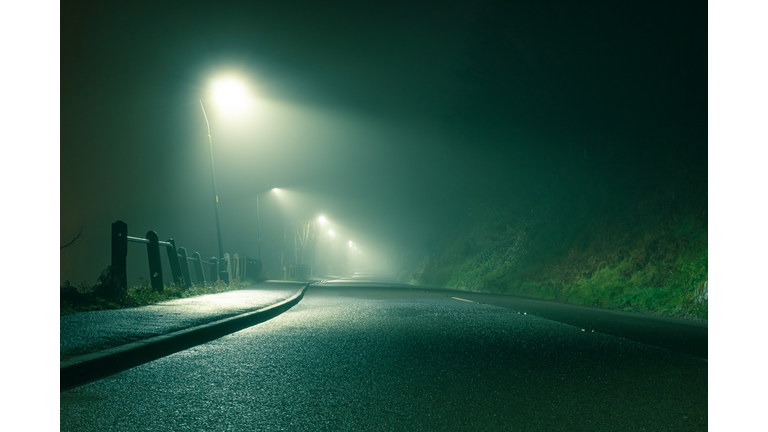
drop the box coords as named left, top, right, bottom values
left=60, top=278, right=707, bottom=431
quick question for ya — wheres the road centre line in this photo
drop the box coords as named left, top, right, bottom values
left=451, top=297, right=474, bottom=302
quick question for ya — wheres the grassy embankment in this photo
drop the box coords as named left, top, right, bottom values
left=398, top=161, right=707, bottom=320
left=60, top=269, right=252, bottom=315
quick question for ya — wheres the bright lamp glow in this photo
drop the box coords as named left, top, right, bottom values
left=211, top=78, right=250, bottom=114
left=328, top=230, right=334, bottom=235
left=318, top=216, right=327, bottom=224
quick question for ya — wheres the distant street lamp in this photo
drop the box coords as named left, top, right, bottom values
left=256, top=188, right=280, bottom=261
left=199, top=77, right=251, bottom=283
left=256, top=194, right=261, bottom=260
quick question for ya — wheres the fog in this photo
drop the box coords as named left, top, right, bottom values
left=61, top=0, right=706, bottom=287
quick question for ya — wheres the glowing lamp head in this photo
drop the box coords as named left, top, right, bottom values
left=318, top=216, right=327, bottom=224
left=211, top=78, right=250, bottom=114
left=328, top=230, right=334, bottom=235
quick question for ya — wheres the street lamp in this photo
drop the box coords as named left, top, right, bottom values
left=199, top=76, right=251, bottom=283
left=256, top=187, right=280, bottom=261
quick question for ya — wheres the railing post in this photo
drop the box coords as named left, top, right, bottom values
left=233, top=253, right=240, bottom=282
left=111, top=221, right=128, bottom=292
left=192, top=252, right=205, bottom=284
left=164, top=238, right=183, bottom=287
left=210, top=257, right=218, bottom=282
left=146, top=231, right=164, bottom=292
left=246, top=257, right=262, bottom=280
left=257, top=259, right=262, bottom=278
left=223, top=253, right=232, bottom=285
left=178, top=247, right=192, bottom=289
left=220, top=254, right=230, bottom=285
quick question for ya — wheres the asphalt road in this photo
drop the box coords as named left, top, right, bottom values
left=60, top=281, right=707, bottom=431
left=60, top=283, right=303, bottom=361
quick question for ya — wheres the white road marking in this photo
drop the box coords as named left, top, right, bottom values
left=451, top=297, right=473, bottom=302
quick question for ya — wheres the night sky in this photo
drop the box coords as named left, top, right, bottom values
left=60, top=0, right=707, bottom=285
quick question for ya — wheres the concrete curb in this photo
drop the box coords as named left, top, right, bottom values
left=61, top=283, right=310, bottom=392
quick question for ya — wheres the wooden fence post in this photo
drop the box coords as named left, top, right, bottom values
left=111, top=221, right=128, bottom=291
left=210, top=257, right=218, bottom=282
left=165, top=239, right=184, bottom=287
left=192, top=252, right=205, bottom=284
left=245, top=256, right=262, bottom=280
left=233, top=253, right=240, bottom=282
left=146, top=231, right=164, bottom=292
left=221, top=254, right=230, bottom=285
left=177, top=247, right=192, bottom=289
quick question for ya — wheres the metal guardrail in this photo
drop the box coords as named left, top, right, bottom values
left=112, top=220, right=260, bottom=292
left=181, top=254, right=212, bottom=265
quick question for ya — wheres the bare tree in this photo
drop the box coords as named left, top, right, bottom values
left=294, top=219, right=313, bottom=265
left=60, top=227, right=85, bottom=250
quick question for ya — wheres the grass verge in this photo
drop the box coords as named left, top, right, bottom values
left=60, top=273, right=254, bottom=315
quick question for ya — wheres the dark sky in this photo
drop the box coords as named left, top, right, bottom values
left=60, top=0, right=707, bottom=284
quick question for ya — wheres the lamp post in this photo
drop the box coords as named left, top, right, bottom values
left=248, top=187, right=284, bottom=280
left=255, top=188, right=280, bottom=261
left=199, top=99, right=228, bottom=283
left=198, top=76, right=251, bottom=284
left=256, top=193, right=261, bottom=260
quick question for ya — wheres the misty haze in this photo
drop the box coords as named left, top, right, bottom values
left=60, top=1, right=708, bottom=430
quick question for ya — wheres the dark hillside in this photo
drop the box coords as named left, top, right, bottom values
left=399, top=141, right=707, bottom=320
left=396, top=1, right=707, bottom=320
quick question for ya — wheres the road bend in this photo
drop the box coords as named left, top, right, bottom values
left=60, top=278, right=707, bottom=431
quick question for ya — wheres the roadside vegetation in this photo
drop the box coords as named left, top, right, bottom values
left=60, top=267, right=252, bottom=315
left=397, top=148, right=707, bottom=320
